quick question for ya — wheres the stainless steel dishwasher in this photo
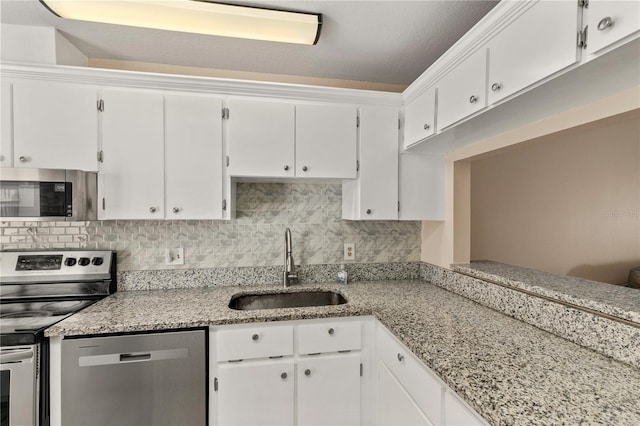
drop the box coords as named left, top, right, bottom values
left=61, top=330, right=206, bottom=426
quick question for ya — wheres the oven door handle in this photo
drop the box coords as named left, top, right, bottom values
left=0, top=348, right=34, bottom=364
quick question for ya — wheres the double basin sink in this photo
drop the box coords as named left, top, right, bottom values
left=229, top=290, right=347, bottom=310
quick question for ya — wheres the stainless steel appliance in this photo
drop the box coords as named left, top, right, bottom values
left=61, top=330, right=206, bottom=426
left=0, top=168, right=97, bottom=221
left=0, top=250, right=116, bottom=426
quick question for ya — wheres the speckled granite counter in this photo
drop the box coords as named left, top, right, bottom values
left=46, top=281, right=640, bottom=426
left=452, top=261, right=640, bottom=324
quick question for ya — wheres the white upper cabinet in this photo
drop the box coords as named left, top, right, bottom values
left=99, top=88, right=164, bottom=220
left=226, top=98, right=295, bottom=178
left=403, top=86, right=436, bottom=148
left=296, top=103, right=357, bottom=179
left=12, top=80, right=99, bottom=171
left=585, top=0, right=640, bottom=55
left=487, top=0, right=579, bottom=105
left=342, top=106, right=399, bottom=220
left=0, top=81, right=12, bottom=167
left=165, top=94, right=223, bottom=220
left=436, top=48, right=487, bottom=130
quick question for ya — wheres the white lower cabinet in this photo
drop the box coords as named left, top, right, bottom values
left=377, top=361, right=432, bottom=426
left=443, top=391, right=486, bottom=426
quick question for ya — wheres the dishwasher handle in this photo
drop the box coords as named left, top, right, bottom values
left=0, top=348, right=34, bottom=364
left=120, top=353, right=151, bottom=362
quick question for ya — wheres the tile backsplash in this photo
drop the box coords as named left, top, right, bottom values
left=0, top=183, right=421, bottom=271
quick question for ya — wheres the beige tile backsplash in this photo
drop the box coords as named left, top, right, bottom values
left=0, top=183, right=420, bottom=271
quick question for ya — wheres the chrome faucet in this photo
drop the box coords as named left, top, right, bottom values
left=283, top=228, right=298, bottom=287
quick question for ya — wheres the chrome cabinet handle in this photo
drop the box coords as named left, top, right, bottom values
left=304, top=369, right=311, bottom=376
left=328, top=328, right=335, bottom=335
left=597, top=16, right=613, bottom=31
left=491, top=83, right=501, bottom=92
left=366, top=209, right=372, bottom=215
left=302, top=166, right=308, bottom=172
left=397, top=353, right=404, bottom=362
left=172, top=207, right=180, bottom=213
left=469, top=95, right=478, bottom=104
left=281, top=372, right=288, bottom=379
left=284, top=165, right=289, bottom=171
left=252, top=333, right=259, bottom=341
left=423, top=123, right=430, bottom=130
left=19, top=156, right=29, bottom=163
left=149, top=207, right=157, bottom=213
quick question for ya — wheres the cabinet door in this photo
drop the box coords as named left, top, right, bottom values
left=13, top=80, right=98, bottom=171
left=403, top=87, right=436, bottom=148
left=165, top=94, right=223, bottom=220
left=217, top=360, right=294, bottom=426
left=398, top=154, right=445, bottom=221
left=296, top=104, right=357, bottom=179
left=1, top=81, right=12, bottom=167
left=487, top=1, right=578, bottom=105
left=437, top=48, right=487, bottom=130
left=343, top=106, right=398, bottom=220
left=226, top=98, right=294, bottom=177
left=377, top=361, right=432, bottom=426
left=297, top=353, right=361, bottom=426
left=100, top=88, right=164, bottom=220
left=444, top=392, right=484, bottom=426
left=586, top=0, right=640, bottom=55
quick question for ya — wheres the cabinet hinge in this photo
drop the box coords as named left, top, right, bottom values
left=102, top=198, right=105, bottom=210
left=397, top=201, right=400, bottom=212
left=577, top=26, right=588, bottom=49
left=214, top=377, right=218, bottom=392
left=97, top=150, right=104, bottom=163
left=226, top=155, right=230, bottom=167
left=356, top=116, right=360, bottom=128
left=398, top=118, right=401, bottom=130
left=360, top=363, right=363, bottom=377
left=578, top=0, right=588, bottom=8
left=356, top=160, right=360, bottom=172
left=222, top=108, right=230, bottom=119
left=222, top=199, right=227, bottom=211
left=97, top=99, right=104, bottom=112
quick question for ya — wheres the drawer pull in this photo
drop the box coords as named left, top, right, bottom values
left=397, top=353, right=404, bottom=362
left=328, top=328, right=335, bottom=335
left=252, top=333, right=259, bottom=341
left=281, top=372, right=288, bottom=379
left=304, top=369, right=311, bottom=376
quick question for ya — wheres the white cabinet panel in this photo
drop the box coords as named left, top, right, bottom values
left=226, top=98, right=295, bottom=177
left=100, top=88, right=164, bottom=220
left=377, top=361, right=432, bottom=426
left=404, top=87, right=436, bottom=148
left=1, top=81, right=12, bottom=167
left=398, top=153, right=445, bottom=221
left=217, top=359, right=295, bottom=426
left=488, top=0, right=579, bottom=104
left=12, top=80, right=98, bottom=171
left=444, top=391, right=484, bottom=426
left=586, top=0, right=640, bottom=55
left=343, top=106, right=399, bottom=220
left=437, top=48, right=487, bottom=130
left=296, top=104, right=357, bottom=179
left=165, top=94, right=223, bottom=220
left=297, top=353, right=361, bottom=426
left=216, top=325, right=294, bottom=361
left=298, top=320, right=362, bottom=354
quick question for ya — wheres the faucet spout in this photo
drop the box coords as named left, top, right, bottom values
left=284, top=228, right=298, bottom=287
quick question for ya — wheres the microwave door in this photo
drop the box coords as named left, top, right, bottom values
left=0, top=182, right=41, bottom=218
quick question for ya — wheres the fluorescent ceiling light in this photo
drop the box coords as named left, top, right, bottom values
left=40, top=0, right=322, bottom=45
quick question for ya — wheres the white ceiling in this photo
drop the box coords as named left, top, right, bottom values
left=0, top=0, right=498, bottom=87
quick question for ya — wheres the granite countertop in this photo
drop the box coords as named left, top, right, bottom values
left=452, top=261, right=640, bottom=324
left=46, top=280, right=640, bottom=426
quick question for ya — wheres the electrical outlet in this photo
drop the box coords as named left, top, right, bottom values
left=165, top=248, right=184, bottom=265
left=344, top=243, right=355, bottom=261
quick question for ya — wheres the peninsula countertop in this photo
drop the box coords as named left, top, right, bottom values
left=46, top=280, right=640, bottom=426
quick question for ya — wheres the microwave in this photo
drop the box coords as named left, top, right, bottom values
left=0, top=168, right=97, bottom=221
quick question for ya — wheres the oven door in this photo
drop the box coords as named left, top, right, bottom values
left=0, top=346, right=37, bottom=426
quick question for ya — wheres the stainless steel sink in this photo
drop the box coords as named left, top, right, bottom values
left=229, top=290, right=347, bottom=310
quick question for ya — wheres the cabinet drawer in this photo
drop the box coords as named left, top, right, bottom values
left=216, top=325, right=294, bottom=361
left=377, top=325, right=443, bottom=424
left=297, top=321, right=361, bottom=354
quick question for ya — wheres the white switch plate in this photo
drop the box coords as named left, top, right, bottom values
left=344, top=243, right=355, bottom=261
left=165, top=248, right=184, bottom=265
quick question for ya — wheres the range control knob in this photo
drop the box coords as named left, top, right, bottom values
left=91, top=257, right=104, bottom=266
left=64, top=257, right=77, bottom=267
left=78, top=257, right=91, bottom=266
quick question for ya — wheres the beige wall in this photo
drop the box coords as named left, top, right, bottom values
left=469, top=110, right=640, bottom=284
